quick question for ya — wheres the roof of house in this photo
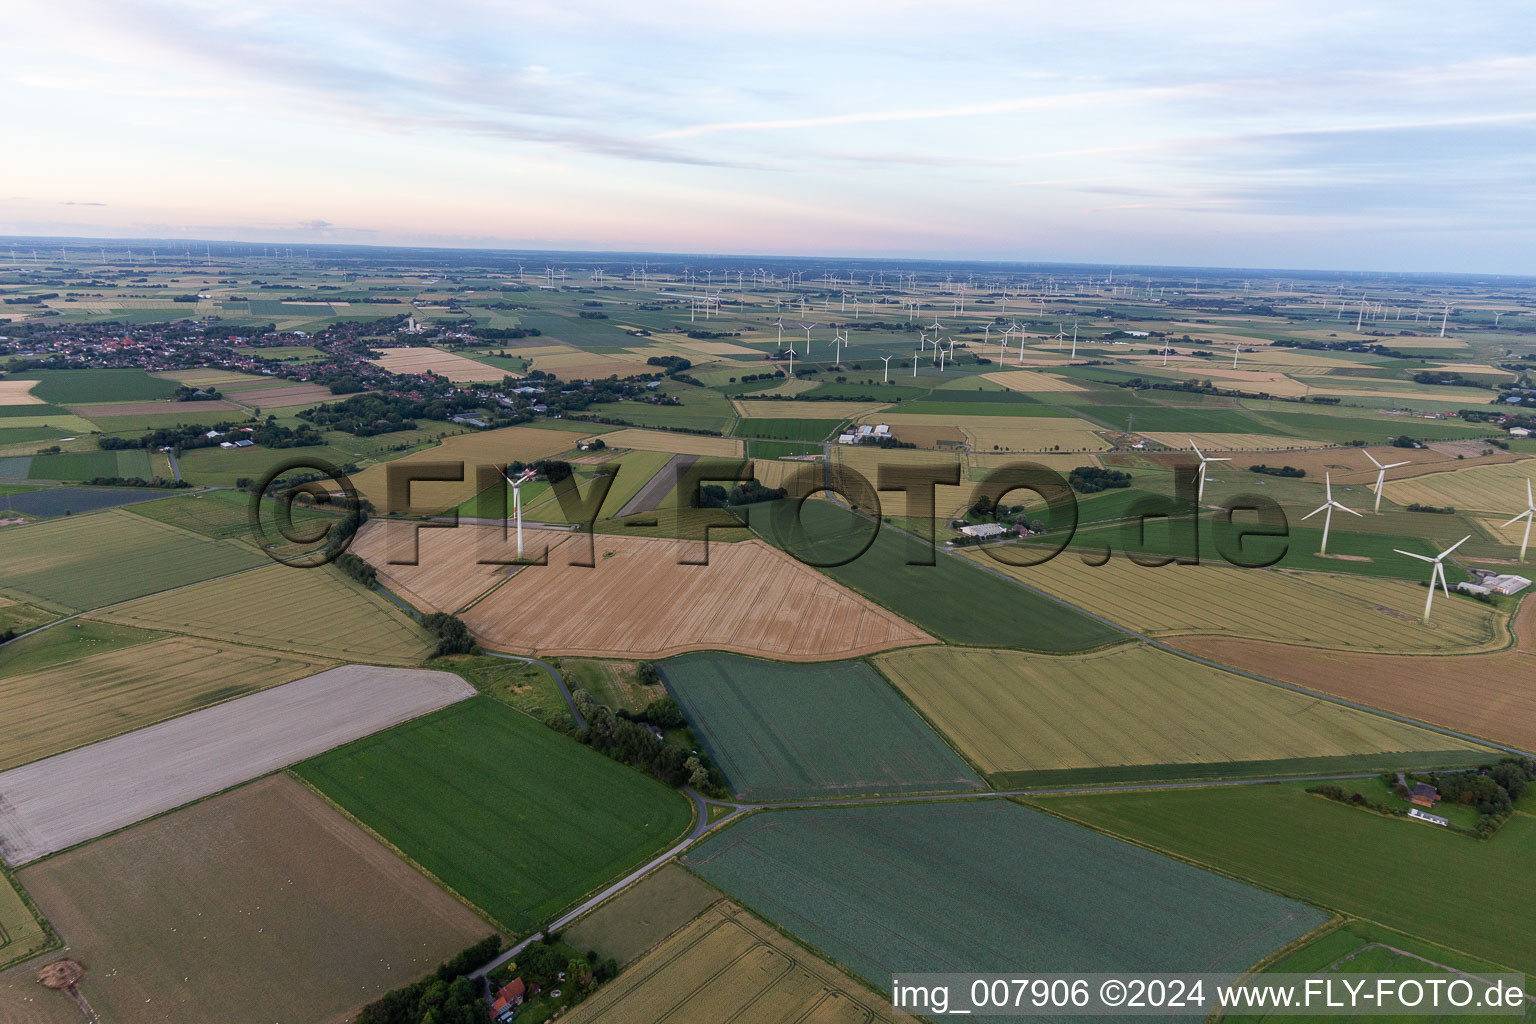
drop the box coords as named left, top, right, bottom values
left=1412, top=782, right=1439, bottom=799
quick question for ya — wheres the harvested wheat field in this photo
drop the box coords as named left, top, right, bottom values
left=1385, top=458, right=1536, bottom=515
left=1202, top=445, right=1518, bottom=486
left=868, top=413, right=1110, bottom=453
left=829, top=446, right=973, bottom=518
left=368, top=346, right=508, bottom=381
left=350, top=424, right=584, bottom=511
left=734, top=399, right=887, bottom=420
left=980, top=370, right=1085, bottom=392
left=463, top=533, right=934, bottom=660
left=70, top=399, right=240, bottom=418
left=150, top=368, right=277, bottom=389
left=512, top=346, right=651, bottom=379
left=754, top=377, right=818, bottom=397
left=961, top=552, right=1506, bottom=654
left=0, top=381, right=43, bottom=406
left=599, top=428, right=743, bottom=458
left=1172, top=598, right=1536, bottom=751
left=1156, top=368, right=1311, bottom=397
left=348, top=520, right=532, bottom=612
left=0, top=637, right=331, bottom=771
left=227, top=382, right=340, bottom=408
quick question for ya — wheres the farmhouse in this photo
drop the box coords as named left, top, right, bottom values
left=490, top=978, right=527, bottom=1020
left=958, top=522, right=1007, bottom=540
left=1410, top=782, right=1440, bottom=808
left=1458, top=570, right=1532, bottom=597
left=1508, top=427, right=1532, bottom=438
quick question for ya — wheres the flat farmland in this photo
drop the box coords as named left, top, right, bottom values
left=0, top=509, right=265, bottom=612
left=0, top=665, right=473, bottom=865
left=464, top=533, right=934, bottom=661
left=874, top=645, right=1489, bottom=780
left=561, top=861, right=722, bottom=967
left=224, top=382, right=339, bottom=408
left=661, top=653, right=982, bottom=801
left=733, top=399, right=887, bottom=420
left=1033, top=782, right=1536, bottom=975
left=295, top=697, right=693, bottom=933
left=0, top=381, right=41, bottom=405
left=829, top=445, right=973, bottom=518
left=0, top=873, right=50, bottom=973
left=350, top=424, right=583, bottom=511
left=1140, top=431, right=1326, bottom=451
left=26, top=449, right=152, bottom=481
left=1173, top=599, right=1536, bottom=751
left=964, top=551, right=1506, bottom=653
left=755, top=499, right=1125, bottom=652
left=684, top=802, right=1327, bottom=1012
left=0, top=485, right=167, bottom=518
left=981, top=369, right=1086, bottom=391
left=9, top=369, right=176, bottom=404
left=598, top=427, right=743, bottom=457
left=151, top=368, right=293, bottom=388
left=9, top=776, right=489, bottom=1024
left=69, top=399, right=240, bottom=418
left=1207, top=444, right=1518, bottom=486
left=349, top=520, right=522, bottom=612
left=1386, top=458, right=1536, bottom=514
left=868, top=412, right=1110, bottom=452
left=368, top=346, right=509, bottom=380
left=91, top=562, right=434, bottom=663
left=563, top=901, right=900, bottom=1024
left=731, top=418, right=841, bottom=442
left=126, top=488, right=329, bottom=539
left=0, top=636, right=328, bottom=771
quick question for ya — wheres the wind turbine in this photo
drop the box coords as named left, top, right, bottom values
left=1190, top=441, right=1230, bottom=502
left=1232, top=345, right=1241, bottom=369
left=495, top=466, right=538, bottom=560
left=1302, top=473, right=1361, bottom=555
left=1394, top=537, right=1471, bottom=623
left=1500, top=480, right=1536, bottom=561
left=800, top=322, right=816, bottom=353
left=880, top=355, right=893, bottom=382
left=1362, top=450, right=1411, bottom=512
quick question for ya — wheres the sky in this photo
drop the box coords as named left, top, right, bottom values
left=3, top=0, right=1534, bottom=273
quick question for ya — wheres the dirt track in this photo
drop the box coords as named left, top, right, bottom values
left=0, top=665, right=474, bottom=866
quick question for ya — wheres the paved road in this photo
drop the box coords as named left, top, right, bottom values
left=165, top=449, right=183, bottom=483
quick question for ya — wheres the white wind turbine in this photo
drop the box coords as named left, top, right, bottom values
left=800, top=322, right=816, bottom=353
left=1394, top=536, right=1470, bottom=623
left=881, top=354, right=893, bottom=382
left=1362, top=450, right=1411, bottom=512
left=1302, top=473, right=1361, bottom=555
left=1500, top=480, right=1536, bottom=561
left=495, top=466, right=538, bottom=560
left=1190, top=440, right=1230, bottom=502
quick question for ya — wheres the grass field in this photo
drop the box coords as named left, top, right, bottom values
left=660, top=653, right=982, bottom=801
left=874, top=645, right=1490, bottom=780
left=0, top=509, right=266, bottom=612
left=26, top=449, right=152, bottom=481
left=92, top=561, right=433, bottom=663
left=869, top=412, right=1110, bottom=452
left=753, top=498, right=1125, bottom=651
left=562, top=900, right=901, bottom=1024
left=9, top=776, right=489, bottom=1024
left=0, top=871, right=50, bottom=972
left=11, top=369, right=177, bottom=404
left=684, top=801, right=1328, bottom=1011
left=295, top=697, right=693, bottom=934
left=961, top=550, right=1506, bottom=653
left=561, top=861, right=722, bottom=968
left=125, top=488, right=330, bottom=538
left=597, top=427, right=742, bottom=457
left=1032, top=782, right=1536, bottom=975
left=437, top=653, right=576, bottom=727
left=0, top=619, right=164, bottom=676
left=0, top=637, right=330, bottom=771
left=559, top=657, right=661, bottom=714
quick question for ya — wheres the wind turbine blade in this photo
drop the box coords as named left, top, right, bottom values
left=1394, top=549, right=1437, bottom=562
left=1324, top=473, right=1332, bottom=501
left=1501, top=511, right=1534, bottom=528
left=1336, top=502, right=1363, bottom=517
left=1528, top=478, right=1533, bottom=508
left=1190, top=440, right=1203, bottom=460
left=1363, top=450, right=1384, bottom=469
left=1302, top=505, right=1329, bottom=520
left=1437, top=562, right=1450, bottom=597
left=1384, top=461, right=1411, bottom=469
left=1439, top=535, right=1472, bottom=558
left=1209, top=457, right=1231, bottom=462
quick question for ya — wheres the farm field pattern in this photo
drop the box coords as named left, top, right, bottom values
left=2, top=248, right=1535, bottom=1022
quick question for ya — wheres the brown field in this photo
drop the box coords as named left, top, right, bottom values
left=91, top=563, right=434, bottom=663
left=226, top=383, right=340, bottom=408
left=980, top=370, right=1086, bottom=392
left=755, top=377, right=819, bottom=397
left=368, top=346, right=509, bottom=380
left=563, top=901, right=898, bottom=1024
left=149, top=369, right=277, bottom=388
left=0, top=637, right=330, bottom=771
left=598, top=428, right=743, bottom=458
left=350, top=424, right=584, bottom=511
left=1189, top=444, right=1520, bottom=485
left=888, top=424, right=968, bottom=448
left=461, top=531, right=934, bottom=660
left=10, top=776, right=489, bottom=1024
left=669, top=339, right=763, bottom=357
left=967, top=451, right=1099, bottom=476
left=734, top=399, right=888, bottom=420
left=507, top=345, right=651, bottom=379
left=829, top=446, right=974, bottom=518
left=0, top=381, right=43, bottom=406
left=348, top=520, right=521, bottom=612
left=751, top=457, right=822, bottom=492
left=69, top=399, right=241, bottom=417
left=1151, top=367, right=1312, bottom=397
left=1384, top=458, right=1536, bottom=515
left=1172, top=598, right=1536, bottom=751
left=1140, top=431, right=1326, bottom=451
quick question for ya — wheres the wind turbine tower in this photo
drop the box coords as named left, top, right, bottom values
left=1394, top=537, right=1471, bottom=623
left=1500, top=480, right=1536, bottom=561
left=1362, top=450, right=1411, bottom=512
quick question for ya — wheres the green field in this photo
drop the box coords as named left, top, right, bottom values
left=684, top=801, right=1329, bottom=1013
left=295, top=697, right=694, bottom=934
left=11, top=368, right=178, bottom=404
left=0, top=509, right=266, bottom=611
left=660, top=652, right=982, bottom=801
left=0, top=869, right=52, bottom=972
left=27, top=449, right=153, bottom=481
left=1033, top=782, right=1536, bottom=974
left=750, top=498, right=1125, bottom=651
left=875, top=645, right=1491, bottom=783
left=438, top=653, right=576, bottom=727
left=124, top=489, right=330, bottom=539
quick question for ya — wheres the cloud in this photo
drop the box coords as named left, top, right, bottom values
left=61, top=200, right=107, bottom=206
